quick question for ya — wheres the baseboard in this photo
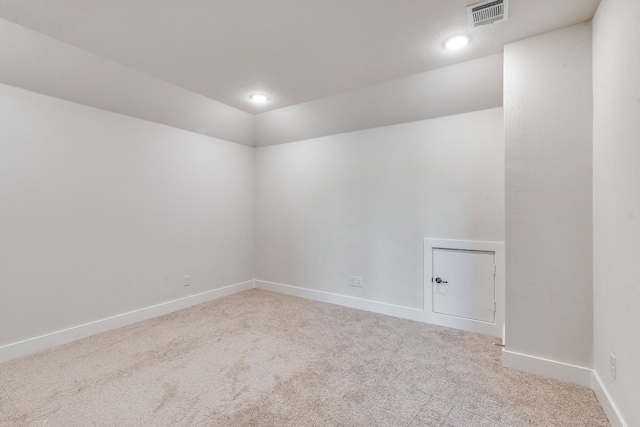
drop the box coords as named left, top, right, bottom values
left=501, top=349, right=592, bottom=387
left=255, top=280, right=503, bottom=337
left=0, top=280, right=255, bottom=364
left=255, top=280, right=423, bottom=322
left=592, top=370, right=628, bottom=427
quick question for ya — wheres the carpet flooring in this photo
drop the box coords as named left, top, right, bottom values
left=0, top=289, right=609, bottom=426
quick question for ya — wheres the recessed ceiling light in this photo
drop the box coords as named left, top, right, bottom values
left=445, top=35, right=470, bottom=51
left=250, top=94, right=269, bottom=103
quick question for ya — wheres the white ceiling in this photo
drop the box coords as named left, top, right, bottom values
left=0, top=0, right=600, bottom=114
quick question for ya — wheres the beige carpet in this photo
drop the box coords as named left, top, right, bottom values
left=0, top=289, right=609, bottom=426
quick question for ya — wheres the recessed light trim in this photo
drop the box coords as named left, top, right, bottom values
left=250, top=94, right=269, bottom=103
left=445, top=35, right=470, bottom=51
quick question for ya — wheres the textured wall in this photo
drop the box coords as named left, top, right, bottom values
left=256, top=108, right=504, bottom=309
left=504, top=23, right=593, bottom=367
left=593, top=0, right=640, bottom=424
left=0, top=84, right=255, bottom=346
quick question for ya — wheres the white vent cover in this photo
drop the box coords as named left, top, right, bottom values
left=467, top=0, right=509, bottom=28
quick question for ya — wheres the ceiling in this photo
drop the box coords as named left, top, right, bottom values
left=0, top=0, right=600, bottom=114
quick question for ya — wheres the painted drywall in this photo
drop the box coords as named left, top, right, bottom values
left=0, top=18, right=254, bottom=146
left=504, top=23, right=593, bottom=367
left=254, top=54, right=503, bottom=146
left=593, top=0, right=640, bottom=425
left=0, top=83, right=255, bottom=346
left=255, top=108, right=504, bottom=309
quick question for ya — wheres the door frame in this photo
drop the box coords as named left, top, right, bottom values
left=424, top=238, right=505, bottom=339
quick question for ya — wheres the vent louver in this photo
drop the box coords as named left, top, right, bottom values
left=467, top=0, right=508, bottom=28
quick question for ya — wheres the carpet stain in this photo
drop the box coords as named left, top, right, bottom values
left=225, top=359, right=251, bottom=397
left=155, top=381, right=179, bottom=412
left=232, top=385, right=250, bottom=400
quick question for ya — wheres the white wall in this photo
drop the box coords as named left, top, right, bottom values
left=0, top=83, right=255, bottom=346
left=255, top=54, right=503, bottom=146
left=593, top=0, right=640, bottom=425
left=504, top=23, right=593, bottom=367
left=256, top=108, right=504, bottom=309
left=0, top=18, right=254, bottom=146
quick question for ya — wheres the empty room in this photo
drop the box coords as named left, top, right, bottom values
left=0, top=0, right=638, bottom=425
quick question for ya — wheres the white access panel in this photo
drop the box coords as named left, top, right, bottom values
left=424, top=239, right=505, bottom=338
left=432, top=248, right=495, bottom=323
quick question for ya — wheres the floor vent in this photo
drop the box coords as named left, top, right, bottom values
left=467, top=0, right=508, bottom=28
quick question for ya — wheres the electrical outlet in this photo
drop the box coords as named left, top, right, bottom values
left=356, top=276, right=363, bottom=288
left=350, top=276, right=357, bottom=287
left=610, top=353, right=616, bottom=379
left=184, top=275, right=191, bottom=286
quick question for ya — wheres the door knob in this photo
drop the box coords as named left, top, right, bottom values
left=435, top=277, right=448, bottom=284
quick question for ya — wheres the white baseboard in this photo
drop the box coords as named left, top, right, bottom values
left=0, top=280, right=255, bottom=364
left=501, top=349, right=592, bottom=387
left=592, top=370, right=628, bottom=427
left=255, top=280, right=502, bottom=337
left=255, top=280, right=423, bottom=322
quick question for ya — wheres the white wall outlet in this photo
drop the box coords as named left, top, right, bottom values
left=184, top=275, right=191, bottom=286
left=356, top=276, right=363, bottom=287
left=349, top=275, right=357, bottom=287
left=610, top=353, right=616, bottom=379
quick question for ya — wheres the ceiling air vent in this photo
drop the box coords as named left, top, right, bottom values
left=467, top=0, right=508, bottom=28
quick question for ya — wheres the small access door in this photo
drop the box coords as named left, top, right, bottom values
left=424, top=238, right=504, bottom=337
left=432, top=248, right=496, bottom=323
